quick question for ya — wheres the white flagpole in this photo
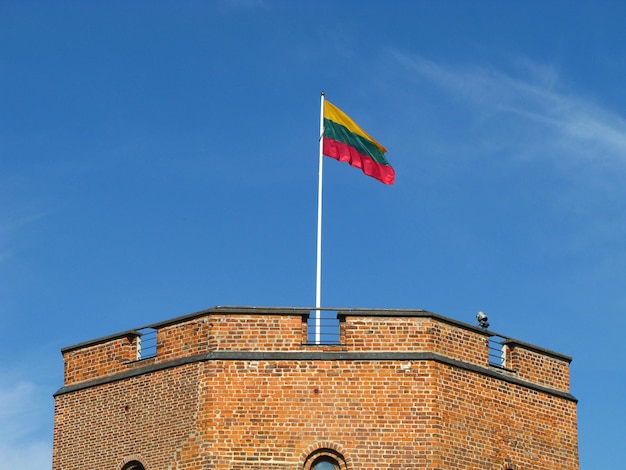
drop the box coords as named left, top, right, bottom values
left=315, top=92, right=325, bottom=344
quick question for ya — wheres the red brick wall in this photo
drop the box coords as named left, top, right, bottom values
left=156, top=315, right=211, bottom=362
left=53, top=363, right=202, bottom=469
left=208, top=313, right=305, bottom=351
left=197, top=360, right=441, bottom=469
left=435, top=362, right=578, bottom=468
left=62, top=334, right=139, bottom=386
left=60, top=312, right=307, bottom=387
left=505, top=341, right=571, bottom=392
left=342, top=315, right=489, bottom=365
left=53, top=308, right=579, bottom=470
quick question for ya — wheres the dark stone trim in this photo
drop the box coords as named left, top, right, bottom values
left=60, top=306, right=312, bottom=353
left=337, top=309, right=495, bottom=338
left=150, top=306, right=313, bottom=329
left=54, top=350, right=577, bottom=403
left=61, top=330, right=141, bottom=354
left=504, top=338, right=573, bottom=363
left=58, top=306, right=573, bottom=363
left=58, top=307, right=485, bottom=353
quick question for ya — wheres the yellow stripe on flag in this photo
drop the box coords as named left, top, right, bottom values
left=324, top=101, right=387, bottom=153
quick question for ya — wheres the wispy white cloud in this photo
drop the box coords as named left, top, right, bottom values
left=0, top=211, right=50, bottom=265
left=0, top=211, right=49, bottom=237
left=391, top=51, right=626, bottom=163
left=0, top=440, right=51, bottom=470
left=0, top=379, right=52, bottom=470
left=385, top=50, right=626, bottom=263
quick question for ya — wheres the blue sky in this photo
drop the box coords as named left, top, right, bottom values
left=2, top=1, right=625, bottom=468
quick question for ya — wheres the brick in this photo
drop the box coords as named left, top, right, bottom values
left=53, top=307, right=578, bottom=469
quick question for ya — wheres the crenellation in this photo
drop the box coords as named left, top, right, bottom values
left=59, top=308, right=573, bottom=395
left=505, top=339, right=571, bottom=392
left=156, top=315, right=211, bottom=362
left=53, top=306, right=578, bottom=469
left=62, top=332, right=140, bottom=386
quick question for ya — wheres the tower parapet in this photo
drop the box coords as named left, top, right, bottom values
left=54, top=306, right=578, bottom=469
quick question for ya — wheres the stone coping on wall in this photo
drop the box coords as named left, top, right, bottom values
left=61, top=330, right=142, bottom=354
left=60, top=306, right=311, bottom=353
left=504, top=338, right=573, bottom=363
left=53, top=349, right=578, bottom=403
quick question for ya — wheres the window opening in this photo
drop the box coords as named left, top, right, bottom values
left=307, top=310, right=340, bottom=344
left=122, top=461, right=145, bottom=470
left=136, top=327, right=157, bottom=360
left=313, top=460, right=338, bottom=470
left=488, top=334, right=508, bottom=368
left=303, top=447, right=346, bottom=470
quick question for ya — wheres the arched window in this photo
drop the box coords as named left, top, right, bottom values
left=313, top=459, right=338, bottom=470
left=303, top=448, right=347, bottom=470
left=122, top=461, right=145, bottom=470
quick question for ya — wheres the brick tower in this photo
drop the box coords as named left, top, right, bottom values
left=52, top=307, right=579, bottom=469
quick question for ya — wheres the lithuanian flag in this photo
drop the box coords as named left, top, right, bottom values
left=323, top=100, right=395, bottom=185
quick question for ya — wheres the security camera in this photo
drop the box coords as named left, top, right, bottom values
left=476, top=311, right=489, bottom=329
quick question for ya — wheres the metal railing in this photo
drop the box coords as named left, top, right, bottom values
left=488, top=334, right=508, bottom=368
left=307, top=310, right=341, bottom=344
left=136, top=327, right=157, bottom=360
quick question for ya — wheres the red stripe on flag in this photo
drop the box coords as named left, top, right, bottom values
left=323, top=138, right=395, bottom=185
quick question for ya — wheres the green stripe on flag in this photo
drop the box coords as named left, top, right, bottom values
left=323, top=119, right=391, bottom=167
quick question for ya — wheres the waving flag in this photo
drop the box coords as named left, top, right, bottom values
left=323, top=100, right=395, bottom=185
